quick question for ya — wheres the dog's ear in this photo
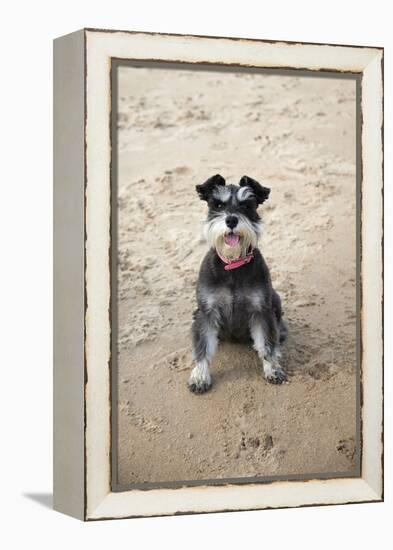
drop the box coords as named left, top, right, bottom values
left=239, top=175, right=270, bottom=205
left=196, top=174, right=226, bottom=202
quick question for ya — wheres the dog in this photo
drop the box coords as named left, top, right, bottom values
left=188, top=174, right=287, bottom=394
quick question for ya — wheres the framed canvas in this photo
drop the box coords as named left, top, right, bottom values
left=53, top=28, right=384, bottom=521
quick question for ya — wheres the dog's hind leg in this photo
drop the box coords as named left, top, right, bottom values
left=272, top=289, right=288, bottom=344
left=188, top=311, right=218, bottom=394
left=250, top=313, right=287, bottom=385
left=278, top=318, right=288, bottom=344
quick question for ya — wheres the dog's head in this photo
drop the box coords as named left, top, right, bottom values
left=196, top=174, right=270, bottom=259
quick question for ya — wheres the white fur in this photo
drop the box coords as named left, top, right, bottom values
left=250, top=322, right=283, bottom=380
left=204, top=213, right=260, bottom=260
left=189, top=360, right=211, bottom=387
left=189, top=325, right=218, bottom=388
left=237, top=186, right=254, bottom=201
left=199, top=286, right=233, bottom=313
left=248, top=290, right=265, bottom=311
left=198, top=286, right=233, bottom=327
left=204, top=326, right=218, bottom=362
left=212, top=186, right=231, bottom=202
left=250, top=322, right=267, bottom=359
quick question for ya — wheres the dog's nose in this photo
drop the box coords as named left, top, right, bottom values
left=225, top=215, right=238, bottom=229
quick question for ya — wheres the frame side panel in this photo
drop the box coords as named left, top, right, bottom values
left=53, top=29, right=85, bottom=520
left=360, top=52, right=384, bottom=498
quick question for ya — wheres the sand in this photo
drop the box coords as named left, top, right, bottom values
left=115, top=66, right=358, bottom=486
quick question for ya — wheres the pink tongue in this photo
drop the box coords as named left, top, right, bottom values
left=224, top=233, right=240, bottom=247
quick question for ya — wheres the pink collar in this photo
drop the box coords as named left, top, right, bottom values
left=216, top=248, right=254, bottom=270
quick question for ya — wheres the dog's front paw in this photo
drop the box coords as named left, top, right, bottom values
left=188, top=380, right=212, bottom=394
left=264, top=362, right=287, bottom=385
left=188, top=366, right=212, bottom=394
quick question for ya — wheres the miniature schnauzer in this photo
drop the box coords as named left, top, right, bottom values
left=188, top=174, right=287, bottom=394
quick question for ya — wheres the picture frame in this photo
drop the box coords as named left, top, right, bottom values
left=53, top=28, right=383, bottom=521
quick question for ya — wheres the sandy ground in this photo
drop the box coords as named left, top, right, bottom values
left=115, top=66, right=358, bottom=486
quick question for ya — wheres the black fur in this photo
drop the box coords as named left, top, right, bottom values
left=239, top=175, right=270, bottom=204
left=189, top=175, right=287, bottom=393
left=196, top=174, right=226, bottom=201
left=193, top=248, right=286, bottom=346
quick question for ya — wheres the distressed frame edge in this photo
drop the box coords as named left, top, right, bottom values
left=87, top=479, right=381, bottom=521
left=84, top=26, right=384, bottom=52
left=53, top=29, right=86, bottom=520
left=80, top=29, right=383, bottom=521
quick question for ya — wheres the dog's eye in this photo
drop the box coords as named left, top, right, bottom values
left=214, top=201, right=224, bottom=209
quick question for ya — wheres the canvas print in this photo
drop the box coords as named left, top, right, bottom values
left=112, top=63, right=359, bottom=488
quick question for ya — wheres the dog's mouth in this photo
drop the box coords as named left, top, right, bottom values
left=224, top=233, right=240, bottom=247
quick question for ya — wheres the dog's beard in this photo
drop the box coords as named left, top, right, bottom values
left=203, top=214, right=261, bottom=260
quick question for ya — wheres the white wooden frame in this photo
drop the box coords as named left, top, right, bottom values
left=53, top=28, right=383, bottom=521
